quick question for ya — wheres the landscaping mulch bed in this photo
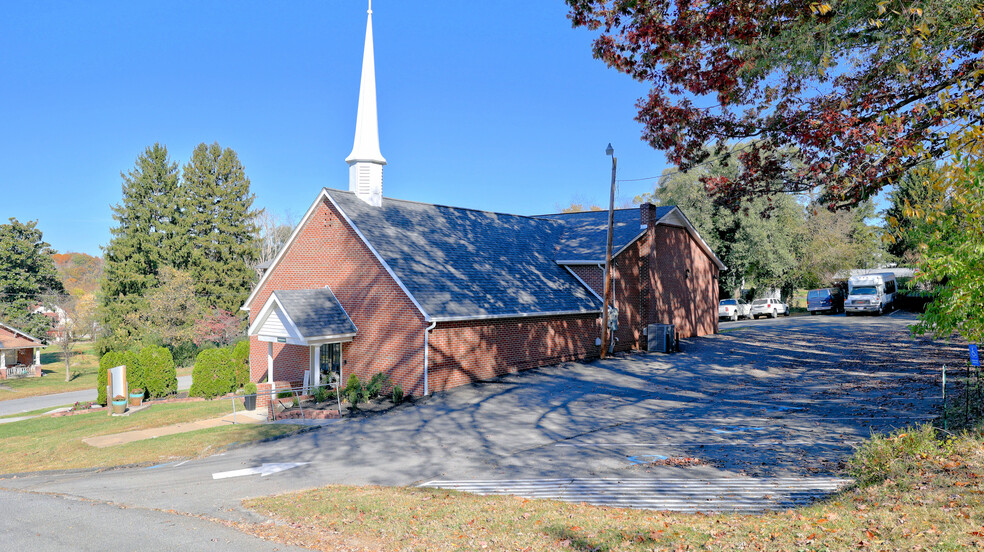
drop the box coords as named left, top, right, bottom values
left=274, top=395, right=418, bottom=421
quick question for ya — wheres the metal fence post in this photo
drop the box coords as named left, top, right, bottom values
left=943, top=364, right=947, bottom=431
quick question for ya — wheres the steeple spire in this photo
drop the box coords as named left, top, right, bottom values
left=346, top=0, right=386, bottom=207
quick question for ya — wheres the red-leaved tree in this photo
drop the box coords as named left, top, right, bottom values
left=566, top=0, right=983, bottom=209
left=193, top=308, right=243, bottom=348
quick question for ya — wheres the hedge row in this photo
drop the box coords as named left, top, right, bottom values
left=139, top=345, right=179, bottom=398
left=189, top=341, right=250, bottom=400
left=97, top=347, right=175, bottom=405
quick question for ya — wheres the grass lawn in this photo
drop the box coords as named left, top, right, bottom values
left=0, top=399, right=300, bottom=474
left=244, top=425, right=984, bottom=552
left=0, top=341, right=101, bottom=401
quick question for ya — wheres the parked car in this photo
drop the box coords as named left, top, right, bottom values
left=718, top=298, right=751, bottom=321
left=807, top=288, right=844, bottom=315
left=749, top=298, right=790, bottom=319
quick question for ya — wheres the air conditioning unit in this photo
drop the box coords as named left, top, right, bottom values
left=646, top=324, right=675, bottom=353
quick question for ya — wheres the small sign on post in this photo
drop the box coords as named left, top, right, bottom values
left=970, top=344, right=980, bottom=367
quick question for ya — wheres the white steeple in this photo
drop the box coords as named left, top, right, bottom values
left=346, top=0, right=386, bottom=207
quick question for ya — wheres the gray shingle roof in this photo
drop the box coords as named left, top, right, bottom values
left=274, top=288, right=357, bottom=338
left=327, top=189, right=602, bottom=320
left=537, top=207, right=674, bottom=261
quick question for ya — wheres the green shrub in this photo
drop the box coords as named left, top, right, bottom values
left=97, top=350, right=139, bottom=406
left=343, top=373, right=366, bottom=409
left=231, top=340, right=250, bottom=389
left=137, top=345, right=177, bottom=399
left=312, top=385, right=332, bottom=403
left=244, top=382, right=258, bottom=395
left=365, top=372, right=390, bottom=400
left=277, top=390, right=293, bottom=399
left=189, top=348, right=236, bottom=399
left=392, top=384, right=404, bottom=405
left=848, top=424, right=950, bottom=487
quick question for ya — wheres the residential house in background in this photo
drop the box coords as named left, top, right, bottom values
left=0, top=322, right=44, bottom=380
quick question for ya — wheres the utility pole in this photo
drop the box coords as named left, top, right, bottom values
left=600, top=143, right=617, bottom=359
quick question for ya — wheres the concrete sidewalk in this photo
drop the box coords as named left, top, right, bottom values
left=82, top=408, right=267, bottom=448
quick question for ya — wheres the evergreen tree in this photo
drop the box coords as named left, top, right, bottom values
left=100, top=143, right=180, bottom=349
left=884, top=172, right=947, bottom=264
left=0, top=218, right=64, bottom=339
left=176, top=142, right=259, bottom=313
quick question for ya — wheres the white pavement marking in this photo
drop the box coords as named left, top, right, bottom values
left=212, top=462, right=309, bottom=480
left=420, top=477, right=853, bottom=513
left=556, top=441, right=860, bottom=447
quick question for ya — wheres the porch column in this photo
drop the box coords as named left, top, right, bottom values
left=267, top=342, right=274, bottom=383
left=34, top=348, right=40, bottom=366
left=1, top=351, right=6, bottom=369
left=313, top=345, right=321, bottom=388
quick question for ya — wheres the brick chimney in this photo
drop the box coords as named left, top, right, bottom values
left=640, top=203, right=658, bottom=228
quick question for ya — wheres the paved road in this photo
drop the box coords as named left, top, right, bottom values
left=0, top=489, right=306, bottom=552
left=0, top=314, right=963, bottom=546
left=0, top=375, right=192, bottom=417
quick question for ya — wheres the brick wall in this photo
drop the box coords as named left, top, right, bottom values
left=611, top=239, right=643, bottom=350
left=647, top=224, right=720, bottom=338
left=565, top=242, right=645, bottom=351
left=428, top=314, right=601, bottom=393
left=247, top=195, right=429, bottom=396
left=568, top=265, right=603, bottom=294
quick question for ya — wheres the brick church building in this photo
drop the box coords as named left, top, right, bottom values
left=242, top=6, right=724, bottom=398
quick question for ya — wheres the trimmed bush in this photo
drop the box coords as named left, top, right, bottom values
left=138, top=345, right=177, bottom=399
left=392, top=384, right=404, bottom=405
left=231, top=340, right=250, bottom=389
left=97, top=350, right=139, bottom=406
left=244, top=382, right=258, bottom=395
left=189, top=348, right=237, bottom=399
left=343, top=373, right=366, bottom=409
left=313, top=385, right=334, bottom=403
left=365, top=373, right=390, bottom=400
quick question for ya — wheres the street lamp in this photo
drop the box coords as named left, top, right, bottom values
left=600, top=144, right=617, bottom=359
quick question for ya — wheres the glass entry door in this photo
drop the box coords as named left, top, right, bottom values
left=319, top=343, right=342, bottom=386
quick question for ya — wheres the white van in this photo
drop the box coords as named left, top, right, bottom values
left=845, top=273, right=897, bottom=315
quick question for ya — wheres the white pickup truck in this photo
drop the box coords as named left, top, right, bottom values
left=718, top=299, right=751, bottom=321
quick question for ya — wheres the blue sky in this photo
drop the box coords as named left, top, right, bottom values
left=1, top=0, right=678, bottom=256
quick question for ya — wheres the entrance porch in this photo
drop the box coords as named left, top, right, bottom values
left=247, top=288, right=357, bottom=390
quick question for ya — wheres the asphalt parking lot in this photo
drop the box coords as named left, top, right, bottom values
left=1, top=312, right=968, bottom=520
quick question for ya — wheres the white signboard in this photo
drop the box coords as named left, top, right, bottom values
left=109, top=365, right=127, bottom=398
